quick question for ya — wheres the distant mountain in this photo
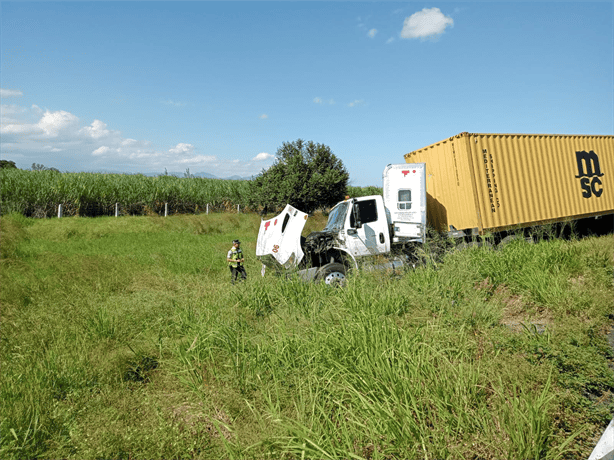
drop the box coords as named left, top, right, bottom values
left=80, top=169, right=253, bottom=180
left=225, top=174, right=254, bottom=181
left=146, top=171, right=253, bottom=180
left=190, top=172, right=253, bottom=180
left=191, top=172, right=218, bottom=179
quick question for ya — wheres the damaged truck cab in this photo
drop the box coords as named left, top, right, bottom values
left=256, top=164, right=427, bottom=283
left=258, top=132, right=614, bottom=284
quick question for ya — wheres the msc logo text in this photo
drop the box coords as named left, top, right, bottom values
left=575, top=150, right=604, bottom=198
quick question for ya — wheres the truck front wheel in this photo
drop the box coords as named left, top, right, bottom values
left=316, top=263, right=347, bottom=286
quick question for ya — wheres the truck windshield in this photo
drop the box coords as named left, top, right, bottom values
left=323, top=202, right=349, bottom=232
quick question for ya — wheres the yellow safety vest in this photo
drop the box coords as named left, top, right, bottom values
left=229, top=247, right=243, bottom=268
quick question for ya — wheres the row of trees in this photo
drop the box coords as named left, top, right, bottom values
left=1, top=161, right=60, bottom=172
left=3, top=139, right=371, bottom=215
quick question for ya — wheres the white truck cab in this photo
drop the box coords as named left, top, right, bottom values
left=328, top=196, right=391, bottom=258
left=256, top=163, right=426, bottom=282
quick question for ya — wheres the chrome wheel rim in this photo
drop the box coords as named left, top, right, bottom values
left=324, top=271, right=345, bottom=285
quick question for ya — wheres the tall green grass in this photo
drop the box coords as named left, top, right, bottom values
left=1, top=213, right=612, bottom=459
left=0, top=169, right=385, bottom=218
left=0, top=169, right=252, bottom=217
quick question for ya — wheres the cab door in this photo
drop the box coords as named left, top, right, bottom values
left=345, top=197, right=390, bottom=257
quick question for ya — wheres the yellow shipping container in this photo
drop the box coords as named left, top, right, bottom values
left=404, top=132, right=614, bottom=235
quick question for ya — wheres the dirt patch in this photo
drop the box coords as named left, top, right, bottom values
left=492, top=283, right=527, bottom=312
left=170, top=401, right=233, bottom=440
left=475, top=279, right=552, bottom=333
left=569, top=275, right=587, bottom=288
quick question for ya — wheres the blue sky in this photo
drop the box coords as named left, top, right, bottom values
left=1, top=1, right=612, bottom=186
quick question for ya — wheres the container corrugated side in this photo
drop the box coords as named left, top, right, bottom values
left=404, top=134, right=481, bottom=232
left=405, top=132, right=614, bottom=234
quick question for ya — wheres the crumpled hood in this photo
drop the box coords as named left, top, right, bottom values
left=256, top=204, right=308, bottom=270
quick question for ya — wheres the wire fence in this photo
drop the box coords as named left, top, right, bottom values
left=53, top=202, right=251, bottom=218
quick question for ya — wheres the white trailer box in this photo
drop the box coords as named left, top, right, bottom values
left=383, top=163, right=427, bottom=242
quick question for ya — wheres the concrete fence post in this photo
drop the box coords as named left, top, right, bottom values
left=237, top=204, right=240, bottom=213
left=164, top=203, right=168, bottom=217
left=115, top=203, right=119, bottom=217
left=58, top=204, right=63, bottom=218
left=206, top=204, right=209, bottom=215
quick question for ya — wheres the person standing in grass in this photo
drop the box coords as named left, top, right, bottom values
left=227, top=239, right=247, bottom=284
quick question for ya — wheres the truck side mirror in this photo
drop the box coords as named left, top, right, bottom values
left=352, top=203, right=362, bottom=228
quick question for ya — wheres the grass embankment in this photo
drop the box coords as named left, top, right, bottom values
left=1, top=213, right=612, bottom=459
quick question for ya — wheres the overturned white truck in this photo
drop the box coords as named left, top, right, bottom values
left=256, top=164, right=426, bottom=284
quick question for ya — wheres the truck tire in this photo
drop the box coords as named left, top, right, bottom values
left=316, top=263, right=347, bottom=286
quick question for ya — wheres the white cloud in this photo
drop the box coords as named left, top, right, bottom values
left=168, top=143, right=216, bottom=165
left=400, top=7, right=453, bottom=39
left=92, top=146, right=111, bottom=156
left=368, top=29, right=377, bottom=38
left=386, top=37, right=395, bottom=44
left=0, top=123, right=40, bottom=135
left=161, top=99, right=186, bottom=107
left=348, top=99, right=364, bottom=107
left=37, top=110, right=79, bottom=136
left=313, top=97, right=335, bottom=105
left=1, top=88, right=23, bottom=98
left=169, top=143, right=195, bottom=155
left=80, top=119, right=111, bottom=139
left=177, top=155, right=215, bottom=164
left=259, top=114, right=268, bottom=119
left=1, top=104, right=26, bottom=122
left=2, top=107, right=82, bottom=138
left=253, top=152, right=274, bottom=161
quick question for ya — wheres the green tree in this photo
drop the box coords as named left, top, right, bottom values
left=250, top=139, right=349, bottom=214
left=347, top=185, right=383, bottom=198
left=0, top=160, right=17, bottom=169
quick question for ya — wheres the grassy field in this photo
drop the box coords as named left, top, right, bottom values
left=1, top=212, right=612, bottom=459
